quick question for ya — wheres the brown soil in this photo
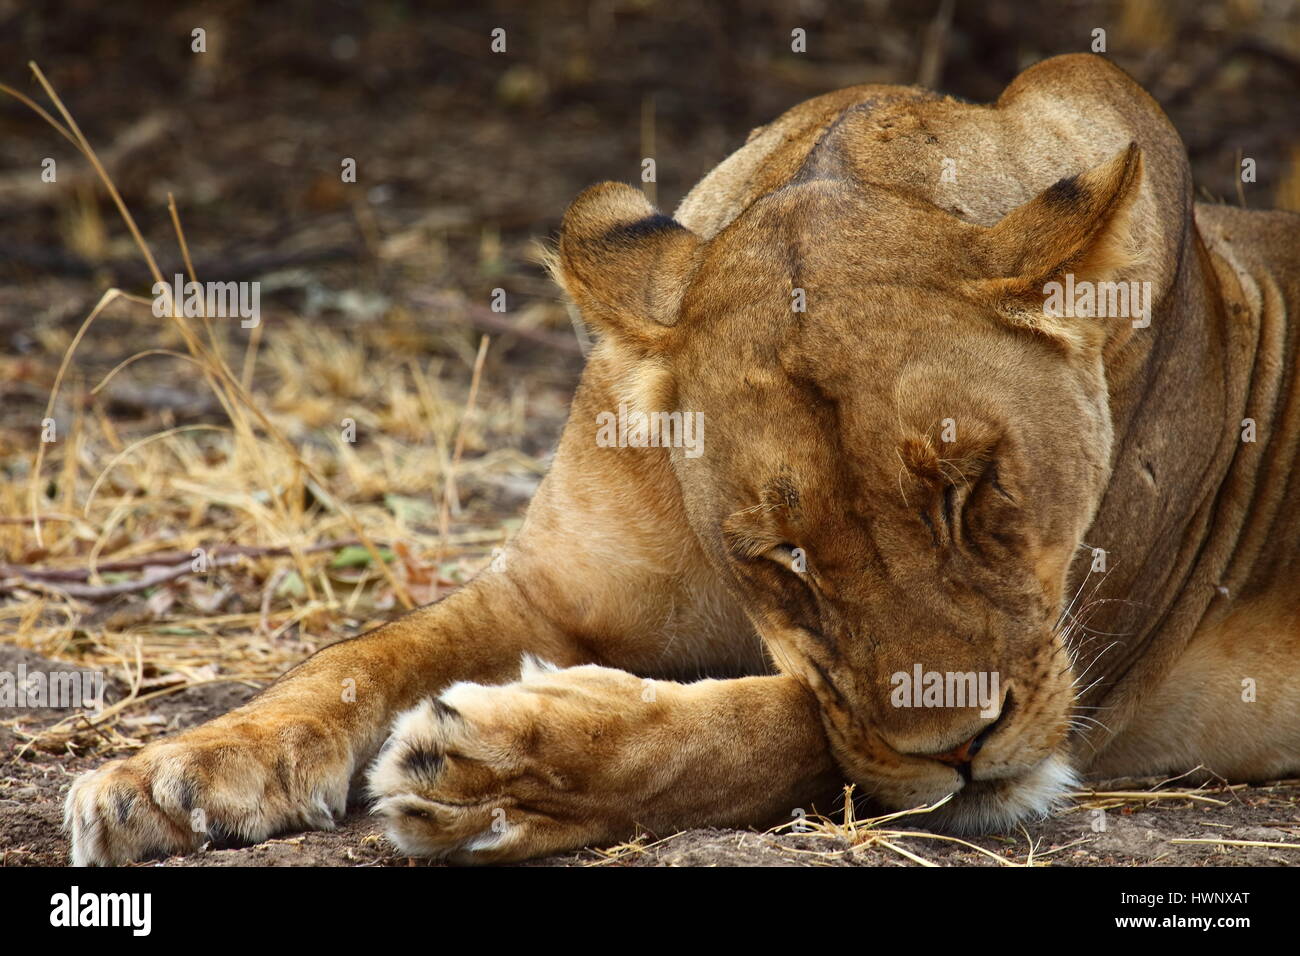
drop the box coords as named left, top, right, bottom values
left=4, top=647, right=1299, bottom=868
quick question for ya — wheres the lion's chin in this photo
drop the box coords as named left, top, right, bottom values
left=925, top=754, right=1079, bottom=835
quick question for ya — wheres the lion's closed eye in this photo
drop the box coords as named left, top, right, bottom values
left=764, top=542, right=804, bottom=573
left=917, top=454, right=1017, bottom=553
left=757, top=543, right=825, bottom=612
left=963, top=459, right=1018, bottom=520
left=984, top=463, right=1016, bottom=504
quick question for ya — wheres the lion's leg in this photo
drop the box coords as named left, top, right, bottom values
left=67, top=378, right=760, bottom=865
left=1087, top=595, right=1300, bottom=781
left=64, top=568, right=592, bottom=866
left=65, top=554, right=746, bottom=866
left=367, top=664, right=842, bottom=862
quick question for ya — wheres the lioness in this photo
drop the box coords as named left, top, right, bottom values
left=66, top=53, right=1300, bottom=865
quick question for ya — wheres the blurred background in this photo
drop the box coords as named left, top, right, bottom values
left=0, top=0, right=1298, bottom=760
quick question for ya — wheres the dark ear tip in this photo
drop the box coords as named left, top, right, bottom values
left=1084, top=141, right=1143, bottom=196
left=602, top=213, right=685, bottom=245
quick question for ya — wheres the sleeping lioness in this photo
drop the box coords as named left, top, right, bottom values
left=66, top=53, right=1300, bottom=865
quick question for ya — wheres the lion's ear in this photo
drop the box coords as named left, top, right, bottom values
left=965, top=143, right=1144, bottom=346
left=553, top=182, right=701, bottom=352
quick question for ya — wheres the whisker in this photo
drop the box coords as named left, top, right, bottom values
left=1071, top=641, right=1119, bottom=689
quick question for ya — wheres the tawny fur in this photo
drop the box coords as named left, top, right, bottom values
left=65, top=54, right=1300, bottom=865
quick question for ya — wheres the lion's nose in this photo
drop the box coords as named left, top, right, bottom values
left=920, top=692, right=1011, bottom=776
left=929, top=730, right=985, bottom=768
left=924, top=727, right=988, bottom=784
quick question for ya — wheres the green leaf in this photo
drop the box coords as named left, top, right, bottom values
left=329, top=545, right=394, bottom=569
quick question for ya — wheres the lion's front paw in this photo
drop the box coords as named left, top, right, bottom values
left=368, top=658, right=652, bottom=863
left=65, top=723, right=350, bottom=866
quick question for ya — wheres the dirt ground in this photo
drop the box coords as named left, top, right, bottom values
left=3, top=3, right=1300, bottom=868
left=4, top=646, right=1299, bottom=868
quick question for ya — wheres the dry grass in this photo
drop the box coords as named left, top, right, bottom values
left=583, top=777, right=1300, bottom=867
left=760, top=789, right=1038, bottom=866
left=588, top=789, right=1038, bottom=867
left=0, top=64, right=547, bottom=758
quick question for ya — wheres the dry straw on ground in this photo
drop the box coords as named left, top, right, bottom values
left=0, top=63, right=543, bottom=759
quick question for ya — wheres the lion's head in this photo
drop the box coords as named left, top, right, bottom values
left=552, top=94, right=1147, bottom=829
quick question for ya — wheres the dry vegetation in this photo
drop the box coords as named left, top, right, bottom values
left=1, top=74, right=542, bottom=752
